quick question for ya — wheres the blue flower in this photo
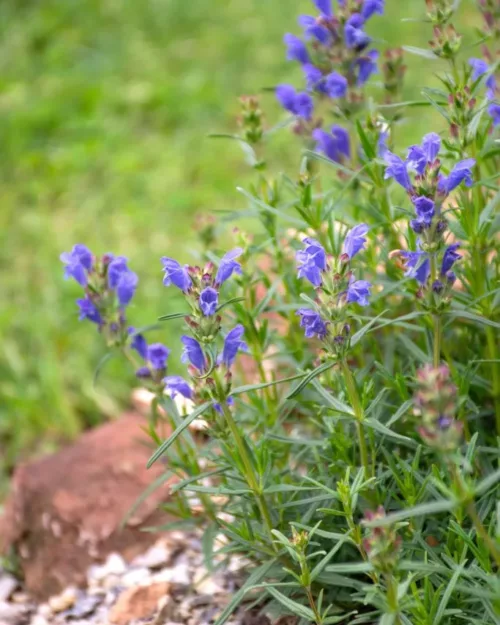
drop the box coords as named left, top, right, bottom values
left=406, top=133, right=441, bottom=174
left=362, top=0, right=385, bottom=20
left=129, top=328, right=148, bottom=359
left=401, top=250, right=430, bottom=285
left=438, top=158, right=476, bottom=194
left=298, top=15, right=331, bottom=44
left=469, top=58, right=496, bottom=96
left=343, top=224, right=368, bottom=259
left=297, top=308, right=328, bottom=339
left=221, top=325, right=248, bottom=368
left=116, top=271, right=138, bottom=307
left=303, top=64, right=328, bottom=93
left=346, top=280, right=372, bottom=306
left=345, top=14, right=371, bottom=50
left=384, top=151, right=412, bottom=190
left=164, top=375, right=193, bottom=400
left=108, top=256, right=129, bottom=289
left=488, top=102, right=500, bottom=126
left=355, top=50, right=379, bottom=86
left=412, top=196, right=435, bottom=228
left=215, top=248, right=243, bottom=285
left=441, top=244, right=461, bottom=276
left=296, top=238, right=327, bottom=287
left=199, top=287, right=219, bottom=316
left=313, top=0, right=333, bottom=16
left=284, top=33, right=310, bottom=64
left=214, top=396, right=235, bottom=414
left=181, top=336, right=206, bottom=371
left=147, top=343, right=170, bottom=371
left=276, top=85, right=314, bottom=120
left=60, top=244, right=93, bottom=286
left=77, top=296, right=102, bottom=325
left=377, top=130, right=389, bottom=158
left=325, top=72, right=348, bottom=98
left=312, top=125, right=351, bottom=163
left=161, top=257, right=192, bottom=292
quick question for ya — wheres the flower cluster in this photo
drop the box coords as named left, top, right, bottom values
left=385, top=133, right=472, bottom=301
left=414, top=364, right=463, bottom=452
left=162, top=249, right=248, bottom=412
left=295, top=224, right=371, bottom=357
left=277, top=0, right=385, bottom=162
left=363, top=507, right=402, bottom=573
left=60, top=245, right=139, bottom=346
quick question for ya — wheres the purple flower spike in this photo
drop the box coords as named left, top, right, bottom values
left=401, top=251, right=430, bottom=285
left=345, top=14, right=371, bottom=50
left=215, top=248, right=243, bottom=285
left=296, top=238, right=327, bottom=287
left=303, top=64, right=327, bottom=93
left=384, top=152, right=412, bottom=190
left=406, top=145, right=427, bottom=175
left=469, top=58, right=496, bottom=94
left=164, top=375, right=193, bottom=400
left=199, top=287, right=219, bottom=316
left=438, top=159, right=476, bottom=194
left=313, top=125, right=350, bottom=163
left=362, top=0, right=385, bottom=20
left=129, top=328, right=148, bottom=360
left=116, top=271, right=138, bottom=307
left=181, top=336, right=206, bottom=371
left=344, top=224, right=368, bottom=259
left=441, top=244, right=461, bottom=276
left=313, top=0, right=333, bottom=16
left=284, top=33, right=310, bottom=64
left=297, top=308, right=328, bottom=339
left=162, top=257, right=192, bottom=292
left=346, top=280, right=372, bottom=306
left=488, top=102, right=500, bottom=126
left=147, top=343, right=170, bottom=371
left=77, top=296, right=102, bottom=325
left=221, top=325, right=248, bottom=368
left=325, top=72, right=348, bottom=98
left=60, top=244, right=93, bottom=286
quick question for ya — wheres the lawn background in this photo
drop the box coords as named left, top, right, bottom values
left=0, top=0, right=481, bottom=493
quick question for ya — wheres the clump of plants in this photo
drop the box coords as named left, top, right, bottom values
left=62, top=1, right=500, bottom=623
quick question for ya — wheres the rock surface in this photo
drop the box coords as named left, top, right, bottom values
left=0, top=412, right=177, bottom=600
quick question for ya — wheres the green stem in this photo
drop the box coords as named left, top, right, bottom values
left=386, top=574, right=401, bottom=625
left=341, top=360, right=371, bottom=480
left=451, top=464, right=500, bottom=568
left=220, top=401, right=275, bottom=545
left=305, top=586, right=322, bottom=625
left=485, top=327, right=500, bottom=437
left=429, top=255, right=441, bottom=367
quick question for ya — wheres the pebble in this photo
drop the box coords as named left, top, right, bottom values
left=0, top=530, right=261, bottom=625
left=48, top=587, right=77, bottom=613
left=0, top=575, right=18, bottom=602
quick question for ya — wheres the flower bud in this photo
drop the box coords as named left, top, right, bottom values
left=363, top=507, right=402, bottom=573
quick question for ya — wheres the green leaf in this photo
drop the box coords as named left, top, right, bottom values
left=310, top=534, right=351, bottom=581
left=363, top=499, right=456, bottom=527
left=434, top=564, right=465, bottom=625
left=311, top=378, right=354, bottom=415
left=216, top=296, right=246, bottom=313
left=231, top=372, right=307, bottom=396
left=147, top=401, right=213, bottom=468
left=213, top=560, right=277, bottom=625
left=265, top=587, right=316, bottom=621
left=446, top=310, right=500, bottom=330
left=158, top=311, right=189, bottom=321
left=350, top=310, right=388, bottom=347
left=325, top=561, right=374, bottom=574
left=286, top=361, right=335, bottom=399
left=93, top=351, right=116, bottom=387
left=363, top=417, right=417, bottom=448
left=475, top=468, right=500, bottom=496
left=170, top=467, right=230, bottom=494
left=403, top=46, right=439, bottom=60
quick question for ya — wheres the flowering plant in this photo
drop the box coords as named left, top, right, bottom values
left=62, top=1, right=500, bottom=623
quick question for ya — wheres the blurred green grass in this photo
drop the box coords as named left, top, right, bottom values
left=0, top=0, right=480, bottom=487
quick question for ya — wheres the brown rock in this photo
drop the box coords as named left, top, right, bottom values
left=109, top=582, right=171, bottom=625
left=0, top=413, right=177, bottom=600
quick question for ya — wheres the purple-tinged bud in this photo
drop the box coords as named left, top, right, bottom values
left=363, top=507, right=402, bottom=573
